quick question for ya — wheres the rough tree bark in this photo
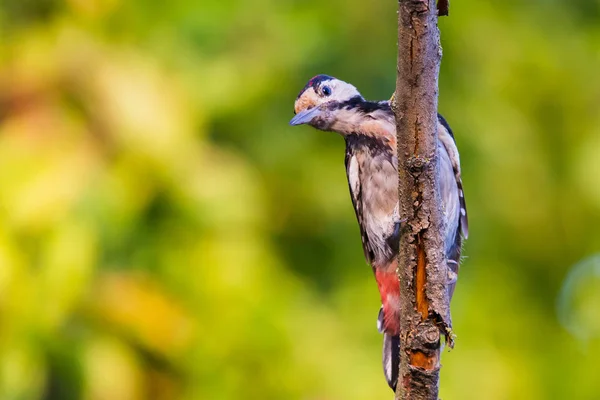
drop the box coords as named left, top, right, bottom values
left=391, top=0, right=451, bottom=399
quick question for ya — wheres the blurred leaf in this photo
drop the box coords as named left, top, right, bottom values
left=0, top=1, right=599, bottom=399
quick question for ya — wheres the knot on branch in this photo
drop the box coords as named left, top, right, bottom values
left=409, top=323, right=440, bottom=349
left=406, top=323, right=441, bottom=372
left=407, top=0, right=430, bottom=14
left=407, top=155, right=429, bottom=177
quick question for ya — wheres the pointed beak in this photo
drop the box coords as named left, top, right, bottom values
left=289, top=107, right=322, bottom=126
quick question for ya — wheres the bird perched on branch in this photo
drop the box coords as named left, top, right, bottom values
left=289, top=75, right=468, bottom=391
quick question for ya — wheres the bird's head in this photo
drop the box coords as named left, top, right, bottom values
left=290, top=75, right=363, bottom=130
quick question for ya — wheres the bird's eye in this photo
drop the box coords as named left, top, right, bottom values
left=322, top=86, right=331, bottom=96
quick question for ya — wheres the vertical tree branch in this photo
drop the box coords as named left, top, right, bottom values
left=391, top=0, right=451, bottom=399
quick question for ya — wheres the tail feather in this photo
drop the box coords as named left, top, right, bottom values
left=383, top=332, right=400, bottom=391
left=379, top=306, right=399, bottom=391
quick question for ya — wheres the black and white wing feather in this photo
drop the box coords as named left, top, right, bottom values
left=345, top=148, right=374, bottom=264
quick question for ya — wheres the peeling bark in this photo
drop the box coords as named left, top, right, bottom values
left=391, top=0, right=450, bottom=399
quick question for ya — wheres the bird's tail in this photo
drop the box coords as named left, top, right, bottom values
left=378, top=307, right=400, bottom=391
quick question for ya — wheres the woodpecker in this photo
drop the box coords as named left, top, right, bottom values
left=290, top=75, right=468, bottom=391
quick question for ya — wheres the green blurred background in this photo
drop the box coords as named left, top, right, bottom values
left=1, top=0, right=600, bottom=399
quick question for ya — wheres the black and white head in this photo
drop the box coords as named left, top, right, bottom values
left=290, top=75, right=364, bottom=131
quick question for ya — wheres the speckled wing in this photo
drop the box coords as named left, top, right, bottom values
left=456, top=177, right=469, bottom=239
left=345, top=148, right=373, bottom=264
left=437, top=114, right=468, bottom=240
left=437, top=114, right=468, bottom=299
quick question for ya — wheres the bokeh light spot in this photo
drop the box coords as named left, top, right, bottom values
left=557, top=254, right=600, bottom=342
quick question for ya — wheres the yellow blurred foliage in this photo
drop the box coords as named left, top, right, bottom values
left=0, top=0, right=599, bottom=399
